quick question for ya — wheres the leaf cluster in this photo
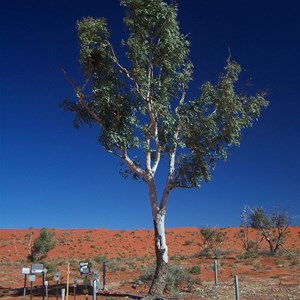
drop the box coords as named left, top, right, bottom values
left=175, top=62, right=268, bottom=187
left=199, top=227, right=226, bottom=257
left=28, top=228, right=56, bottom=262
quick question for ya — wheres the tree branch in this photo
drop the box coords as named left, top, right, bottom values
left=123, top=150, right=146, bottom=180
left=62, top=68, right=103, bottom=126
left=109, top=43, right=146, bottom=101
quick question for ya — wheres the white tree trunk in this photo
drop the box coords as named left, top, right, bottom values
left=147, top=177, right=169, bottom=296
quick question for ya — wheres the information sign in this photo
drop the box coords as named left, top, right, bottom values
left=29, top=275, right=36, bottom=282
left=22, top=267, right=30, bottom=274
left=80, top=262, right=90, bottom=275
left=32, top=264, right=44, bottom=274
left=54, top=271, right=60, bottom=281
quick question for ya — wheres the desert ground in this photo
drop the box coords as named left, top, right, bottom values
left=0, top=227, right=299, bottom=299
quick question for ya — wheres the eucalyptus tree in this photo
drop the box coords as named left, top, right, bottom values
left=249, top=207, right=291, bottom=255
left=62, top=0, right=268, bottom=296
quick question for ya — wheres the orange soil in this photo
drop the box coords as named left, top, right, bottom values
left=0, top=226, right=299, bottom=299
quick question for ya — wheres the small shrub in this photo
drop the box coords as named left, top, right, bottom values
left=189, top=265, right=201, bottom=275
left=273, top=258, right=285, bottom=266
left=140, top=264, right=196, bottom=293
left=184, top=240, right=193, bottom=246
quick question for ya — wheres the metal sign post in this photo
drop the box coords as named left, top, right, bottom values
left=92, top=271, right=100, bottom=300
left=29, top=275, right=36, bottom=300
left=73, top=278, right=78, bottom=300
left=83, top=275, right=89, bottom=300
left=22, top=267, right=30, bottom=300
left=42, top=268, right=47, bottom=300
left=80, top=262, right=90, bottom=300
left=31, top=264, right=45, bottom=300
left=102, top=262, right=106, bottom=290
left=54, top=271, right=60, bottom=300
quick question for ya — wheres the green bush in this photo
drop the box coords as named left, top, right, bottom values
left=140, top=264, right=196, bottom=292
left=28, top=228, right=56, bottom=262
left=189, top=265, right=201, bottom=275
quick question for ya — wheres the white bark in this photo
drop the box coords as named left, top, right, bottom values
left=154, top=209, right=168, bottom=263
left=147, top=176, right=169, bottom=264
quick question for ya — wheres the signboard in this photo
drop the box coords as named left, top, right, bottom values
left=80, top=262, right=90, bottom=275
left=22, top=267, right=30, bottom=275
left=29, top=275, right=36, bottom=282
left=54, top=272, right=60, bottom=281
left=32, top=264, right=44, bottom=274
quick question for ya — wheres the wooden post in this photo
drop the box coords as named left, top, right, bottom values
left=66, top=263, right=70, bottom=300
left=234, top=275, right=240, bottom=300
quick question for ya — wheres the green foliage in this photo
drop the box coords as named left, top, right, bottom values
left=62, top=0, right=268, bottom=189
left=28, top=228, right=56, bottom=262
left=140, top=264, right=196, bottom=292
left=199, top=228, right=226, bottom=257
left=249, top=207, right=291, bottom=255
left=189, top=265, right=201, bottom=275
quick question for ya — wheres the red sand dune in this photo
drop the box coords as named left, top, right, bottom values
left=0, top=227, right=299, bottom=299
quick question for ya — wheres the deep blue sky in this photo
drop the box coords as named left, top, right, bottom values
left=1, top=0, right=299, bottom=229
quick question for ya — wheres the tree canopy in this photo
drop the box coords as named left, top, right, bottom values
left=62, top=0, right=268, bottom=190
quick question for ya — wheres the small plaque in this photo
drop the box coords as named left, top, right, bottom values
left=54, top=272, right=60, bottom=281
left=22, top=267, right=30, bottom=274
left=29, top=275, right=36, bottom=282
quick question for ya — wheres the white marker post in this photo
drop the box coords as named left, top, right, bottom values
left=44, top=281, right=48, bottom=300
left=61, top=288, right=65, bottom=300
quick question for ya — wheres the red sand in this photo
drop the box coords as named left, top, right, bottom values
left=0, top=226, right=299, bottom=299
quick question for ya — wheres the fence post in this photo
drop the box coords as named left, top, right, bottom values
left=214, top=259, right=218, bottom=288
left=234, top=275, right=240, bottom=300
